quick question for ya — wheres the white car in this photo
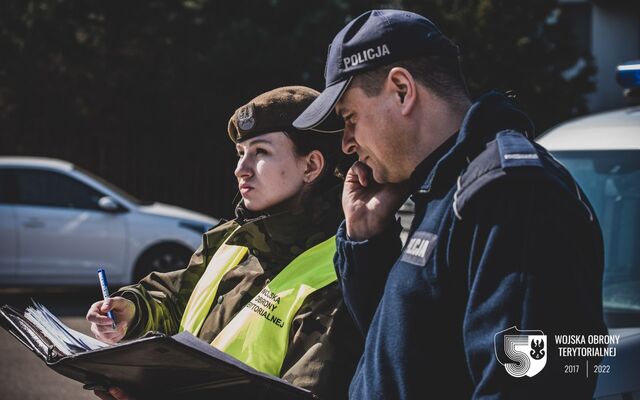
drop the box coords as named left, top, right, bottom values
left=537, top=61, right=640, bottom=399
left=0, top=157, right=218, bottom=286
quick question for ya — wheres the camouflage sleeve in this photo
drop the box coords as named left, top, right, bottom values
left=113, top=222, right=236, bottom=339
left=280, top=283, right=363, bottom=400
left=113, top=246, right=208, bottom=339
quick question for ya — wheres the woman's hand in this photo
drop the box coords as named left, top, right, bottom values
left=86, top=296, right=135, bottom=344
left=342, top=161, right=410, bottom=241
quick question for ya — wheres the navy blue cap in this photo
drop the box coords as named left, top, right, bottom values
left=294, top=9, right=458, bottom=131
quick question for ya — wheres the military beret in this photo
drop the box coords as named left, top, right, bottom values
left=228, top=86, right=343, bottom=143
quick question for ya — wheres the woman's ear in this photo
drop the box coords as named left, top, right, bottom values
left=303, top=150, right=325, bottom=184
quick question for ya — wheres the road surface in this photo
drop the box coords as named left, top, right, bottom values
left=1, top=287, right=101, bottom=399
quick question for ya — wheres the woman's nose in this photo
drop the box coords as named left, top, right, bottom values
left=234, top=155, right=252, bottom=179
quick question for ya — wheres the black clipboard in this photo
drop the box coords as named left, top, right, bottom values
left=0, top=304, right=318, bottom=399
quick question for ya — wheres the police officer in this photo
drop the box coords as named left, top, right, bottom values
left=294, top=10, right=607, bottom=399
left=87, top=86, right=361, bottom=400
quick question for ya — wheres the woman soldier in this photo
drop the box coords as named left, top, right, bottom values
left=86, top=86, right=360, bottom=399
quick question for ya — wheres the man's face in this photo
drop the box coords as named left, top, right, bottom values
left=336, top=84, right=409, bottom=183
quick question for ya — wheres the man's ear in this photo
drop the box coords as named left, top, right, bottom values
left=303, top=150, right=325, bottom=184
left=387, top=67, right=417, bottom=116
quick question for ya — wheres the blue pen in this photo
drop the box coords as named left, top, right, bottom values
left=97, top=268, right=117, bottom=329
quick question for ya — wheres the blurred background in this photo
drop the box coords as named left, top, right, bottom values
left=1, top=0, right=637, bottom=219
left=1, top=0, right=639, bottom=398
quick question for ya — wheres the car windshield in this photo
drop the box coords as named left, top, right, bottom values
left=552, top=150, right=640, bottom=328
left=73, top=166, right=152, bottom=206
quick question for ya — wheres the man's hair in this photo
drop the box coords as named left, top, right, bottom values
left=353, top=54, right=470, bottom=108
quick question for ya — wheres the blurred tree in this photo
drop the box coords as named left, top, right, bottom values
left=0, top=0, right=594, bottom=218
left=0, top=0, right=374, bottom=216
left=401, top=0, right=596, bottom=132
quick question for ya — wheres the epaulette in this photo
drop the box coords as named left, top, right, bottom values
left=452, top=130, right=595, bottom=222
left=452, top=130, right=544, bottom=220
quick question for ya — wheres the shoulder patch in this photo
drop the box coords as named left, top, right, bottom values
left=400, top=231, right=437, bottom=266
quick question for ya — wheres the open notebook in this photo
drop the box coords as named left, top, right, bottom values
left=0, top=301, right=317, bottom=399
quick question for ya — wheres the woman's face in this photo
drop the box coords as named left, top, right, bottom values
left=234, top=131, right=309, bottom=212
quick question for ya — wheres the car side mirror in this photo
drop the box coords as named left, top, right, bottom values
left=98, top=196, right=122, bottom=212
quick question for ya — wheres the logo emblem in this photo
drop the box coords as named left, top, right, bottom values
left=494, top=326, right=547, bottom=377
left=343, top=44, right=391, bottom=69
left=400, top=231, right=437, bottom=266
left=237, top=103, right=256, bottom=131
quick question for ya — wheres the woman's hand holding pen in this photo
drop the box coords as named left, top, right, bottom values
left=86, top=296, right=135, bottom=344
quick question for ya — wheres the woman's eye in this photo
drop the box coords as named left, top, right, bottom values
left=255, top=148, right=267, bottom=155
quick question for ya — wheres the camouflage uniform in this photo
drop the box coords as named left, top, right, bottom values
left=114, top=185, right=362, bottom=400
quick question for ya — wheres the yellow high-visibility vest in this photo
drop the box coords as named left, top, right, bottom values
left=179, top=227, right=248, bottom=335
left=180, top=233, right=337, bottom=376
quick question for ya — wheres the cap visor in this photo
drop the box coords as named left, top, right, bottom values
left=293, top=77, right=352, bottom=131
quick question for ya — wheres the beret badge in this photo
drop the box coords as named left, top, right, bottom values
left=237, top=103, right=256, bottom=132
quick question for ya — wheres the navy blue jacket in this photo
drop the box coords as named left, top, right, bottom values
left=335, top=92, right=607, bottom=399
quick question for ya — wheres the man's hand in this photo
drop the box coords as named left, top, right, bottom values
left=343, top=161, right=410, bottom=241
left=86, top=296, right=135, bottom=344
